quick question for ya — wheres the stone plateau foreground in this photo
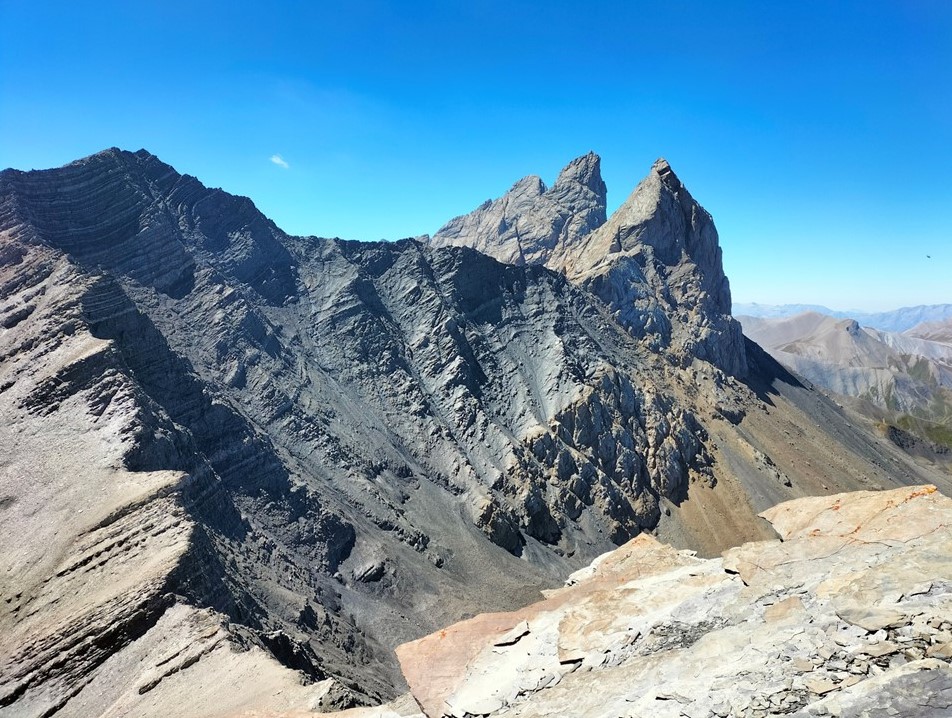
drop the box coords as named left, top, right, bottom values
left=366, top=485, right=951, bottom=718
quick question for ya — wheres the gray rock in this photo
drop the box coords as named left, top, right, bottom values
left=1, top=149, right=949, bottom=716
left=433, top=156, right=747, bottom=377
left=397, top=486, right=952, bottom=718
left=549, top=158, right=748, bottom=377
left=432, top=152, right=606, bottom=266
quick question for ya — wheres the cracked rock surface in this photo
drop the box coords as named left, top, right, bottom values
left=394, top=485, right=952, bottom=718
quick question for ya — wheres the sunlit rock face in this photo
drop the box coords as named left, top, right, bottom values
left=395, top=486, right=952, bottom=718
left=434, top=155, right=747, bottom=377
left=431, top=151, right=607, bottom=267
left=1, top=148, right=948, bottom=715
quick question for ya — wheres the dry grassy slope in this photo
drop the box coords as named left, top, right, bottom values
left=648, top=340, right=952, bottom=557
left=906, top=317, right=952, bottom=344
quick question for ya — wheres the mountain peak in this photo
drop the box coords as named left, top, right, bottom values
left=431, top=153, right=607, bottom=266
left=549, top=157, right=747, bottom=376
left=651, top=157, right=682, bottom=192
left=54, top=147, right=175, bottom=185
left=508, top=173, right=546, bottom=197
left=430, top=154, right=745, bottom=375
left=554, top=152, right=605, bottom=195
left=1, top=146, right=296, bottom=305
left=69, top=146, right=148, bottom=165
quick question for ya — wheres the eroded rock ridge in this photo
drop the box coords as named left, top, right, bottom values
left=433, top=155, right=747, bottom=377
left=431, top=152, right=607, bottom=267
left=0, top=149, right=948, bottom=716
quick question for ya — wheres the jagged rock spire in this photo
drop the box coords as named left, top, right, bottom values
left=548, top=157, right=747, bottom=376
left=554, top=151, right=606, bottom=196
left=430, top=153, right=607, bottom=266
left=430, top=154, right=747, bottom=376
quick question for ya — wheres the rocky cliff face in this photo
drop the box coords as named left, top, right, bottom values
left=431, top=152, right=607, bottom=266
left=1, top=149, right=948, bottom=716
left=553, top=158, right=747, bottom=377
left=433, top=156, right=747, bottom=377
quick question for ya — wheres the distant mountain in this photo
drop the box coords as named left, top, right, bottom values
left=734, top=302, right=952, bottom=333
left=905, top=317, right=952, bottom=345
left=738, top=311, right=952, bottom=450
left=733, top=302, right=842, bottom=319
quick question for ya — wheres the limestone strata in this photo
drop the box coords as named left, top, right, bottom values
left=396, top=485, right=952, bottom=718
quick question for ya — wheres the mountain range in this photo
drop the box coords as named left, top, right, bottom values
left=1, top=149, right=949, bottom=717
left=738, top=312, right=952, bottom=455
left=733, top=302, right=952, bottom=334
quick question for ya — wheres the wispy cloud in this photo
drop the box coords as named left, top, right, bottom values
left=270, top=154, right=290, bottom=169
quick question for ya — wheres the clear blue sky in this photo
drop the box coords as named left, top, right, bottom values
left=1, top=1, right=949, bottom=311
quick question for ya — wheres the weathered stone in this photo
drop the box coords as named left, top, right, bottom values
left=792, top=659, right=952, bottom=718
left=929, top=643, right=952, bottom=660
left=792, top=657, right=816, bottom=672
left=431, top=152, right=607, bottom=267
left=2, top=148, right=951, bottom=716
left=393, top=486, right=952, bottom=718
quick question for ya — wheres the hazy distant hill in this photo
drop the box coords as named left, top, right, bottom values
left=738, top=311, right=952, bottom=450
left=734, top=302, right=952, bottom=333
left=906, top=317, right=952, bottom=345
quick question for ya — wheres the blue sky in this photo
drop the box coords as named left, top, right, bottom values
left=1, top=1, right=949, bottom=311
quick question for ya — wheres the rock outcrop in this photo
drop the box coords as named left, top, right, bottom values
left=433, top=156, right=747, bottom=377
left=394, top=485, right=952, bottom=718
left=1, top=149, right=949, bottom=715
left=431, top=152, right=607, bottom=266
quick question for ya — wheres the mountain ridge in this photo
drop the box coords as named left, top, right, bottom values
left=1, top=147, right=949, bottom=715
left=433, top=153, right=746, bottom=377
left=431, top=151, right=608, bottom=267
left=734, top=302, right=952, bottom=333
left=738, top=311, right=952, bottom=455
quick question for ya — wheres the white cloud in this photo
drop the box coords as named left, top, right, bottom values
left=270, top=154, right=290, bottom=169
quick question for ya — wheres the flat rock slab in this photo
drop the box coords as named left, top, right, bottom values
left=393, top=486, right=952, bottom=718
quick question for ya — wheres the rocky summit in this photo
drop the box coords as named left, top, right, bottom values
left=436, top=155, right=746, bottom=377
left=0, top=149, right=949, bottom=717
left=432, top=151, right=607, bottom=268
